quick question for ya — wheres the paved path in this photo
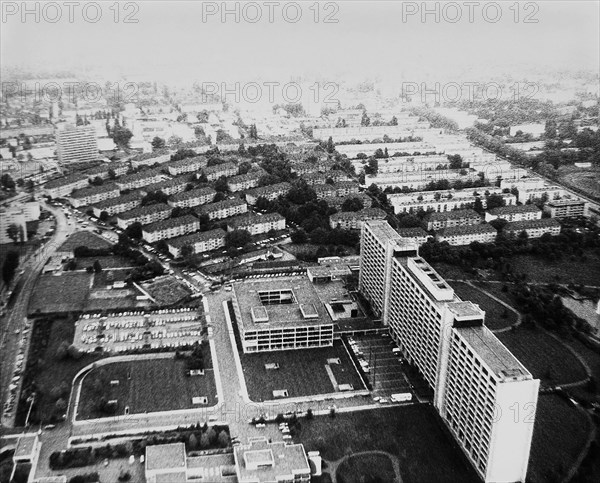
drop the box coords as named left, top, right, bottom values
left=462, top=281, right=522, bottom=333
left=325, top=450, right=403, bottom=483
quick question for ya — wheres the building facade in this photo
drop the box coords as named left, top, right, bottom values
left=245, top=182, right=292, bottom=205
left=485, top=205, right=542, bottom=223
left=543, top=199, right=587, bottom=218
left=116, top=203, right=172, bottom=229
left=435, top=224, right=497, bottom=246
left=424, top=209, right=482, bottom=231
left=227, top=213, right=286, bottom=235
left=195, top=198, right=248, bottom=220
left=167, top=228, right=226, bottom=258
left=168, top=187, right=216, bottom=208
left=56, top=124, right=98, bottom=164
left=503, top=218, right=562, bottom=239
left=92, top=192, right=143, bottom=217
left=142, top=214, right=201, bottom=243
left=69, top=183, right=120, bottom=208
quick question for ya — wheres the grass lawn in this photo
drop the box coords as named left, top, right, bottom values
left=76, top=256, right=133, bottom=269
left=496, top=327, right=588, bottom=386
left=295, top=405, right=479, bottom=483
left=59, top=231, right=113, bottom=252
left=336, top=453, right=397, bottom=483
left=17, top=317, right=105, bottom=425
left=28, top=272, right=93, bottom=315
left=77, top=350, right=216, bottom=419
left=449, top=281, right=518, bottom=331
left=240, top=342, right=365, bottom=402
left=510, top=253, right=600, bottom=286
left=528, top=394, right=592, bottom=483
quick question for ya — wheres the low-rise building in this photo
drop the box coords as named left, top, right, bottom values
left=44, top=174, right=89, bottom=198
left=139, top=176, right=190, bottom=197
left=69, top=183, right=120, bottom=208
left=517, top=185, right=564, bottom=204
left=245, top=182, right=292, bottom=205
left=227, top=212, right=286, bottom=235
left=227, top=171, right=263, bottom=192
left=168, top=187, right=216, bottom=208
left=329, top=208, right=386, bottom=230
left=166, top=155, right=207, bottom=176
left=92, top=191, right=143, bottom=217
left=543, top=199, right=587, bottom=218
left=424, top=208, right=482, bottom=231
left=167, top=228, right=227, bottom=258
left=231, top=275, right=334, bottom=353
left=201, top=162, right=238, bottom=181
left=435, top=224, right=497, bottom=246
left=485, top=204, right=542, bottom=223
left=503, top=218, right=562, bottom=239
left=115, top=169, right=164, bottom=191
left=142, top=214, right=201, bottom=243
left=234, top=440, right=311, bottom=483
left=397, top=227, right=431, bottom=246
left=116, top=203, right=172, bottom=229
left=195, top=198, right=248, bottom=220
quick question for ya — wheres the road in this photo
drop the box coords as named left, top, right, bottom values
left=1, top=201, right=75, bottom=429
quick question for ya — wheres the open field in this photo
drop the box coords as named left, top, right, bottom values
left=295, top=405, right=479, bottom=483
left=29, top=272, right=93, bottom=314
left=528, top=394, right=593, bottom=483
left=336, top=453, right=397, bottom=483
left=240, top=342, right=365, bottom=402
left=76, top=256, right=134, bottom=269
left=59, top=231, right=113, bottom=252
left=496, top=327, right=588, bottom=386
left=17, top=317, right=104, bottom=425
left=558, top=168, right=600, bottom=201
left=77, top=351, right=216, bottom=419
left=449, top=281, right=518, bottom=330
left=510, top=253, right=600, bottom=286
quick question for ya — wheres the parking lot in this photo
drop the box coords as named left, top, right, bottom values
left=346, top=334, right=414, bottom=401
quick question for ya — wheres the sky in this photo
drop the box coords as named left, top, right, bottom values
left=1, top=0, right=599, bottom=82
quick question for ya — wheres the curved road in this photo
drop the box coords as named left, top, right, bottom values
left=1, top=201, right=75, bottom=429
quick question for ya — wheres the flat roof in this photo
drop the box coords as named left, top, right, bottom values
left=14, top=434, right=38, bottom=459
left=232, top=275, right=332, bottom=331
left=456, top=326, right=532, bottom=381
left=447, top=301, right=485, bottom=319
left=145, top=442, right=186, bottom=471
left=234, top=441, right=310, bottom=482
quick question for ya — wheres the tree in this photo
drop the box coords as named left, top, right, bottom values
left=124, top=222, right=143, bottom=240
left=200, top=432, right=211, bottom=449
left=1, top=173, right=15, bottom=190
left=6, top=223, right=21, bottom=244
left=55, top=341, right=70, bottom=360
left=188, top=433, right=199, bottom=451
left=180, top=244, right=195, bottom=259
left=361, top=112, right=370, bottom=127
left=448, top=154, right=463, bottom=170
left=326, top=136, right=335, bottom=154
left=217, top=430, right=230, bottom=448
left=107, top=168, right=117, bottom=180
left=341, top=197, right=364, bottom=212
left=214, top=176, right=229, bottom=193
left=112, top=126, right=133, bottom=148
left=151, top=136, right=166, bottom=150
left=206, top=427, right=217, bottom=445
left=55, top=398, right=67, bottom=412
left=99, top=211, right=109, bottom=222
left=290, top=229, right=308, bottom=244
left=225, top=229, right=252, bottom=248
left=305, top=408, right=313, bottom=420
left=93, top=260, right=103, bottom=273
left=486, top=193, right=505, bottom=210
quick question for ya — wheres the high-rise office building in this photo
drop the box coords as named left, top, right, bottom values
left=360, top=220, right=539, bottom=483
left=56, top=124, right=99, bottom=164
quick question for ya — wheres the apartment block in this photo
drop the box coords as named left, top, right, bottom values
left=314, top=181, right=360, bottom=200
left=245, top=182, right=292, bottom=205
left=503, top=218, right=561, bottom=239
left=361, top=220, right=539, bottom=482
left=44, top=174, right=89, bottom=198
left=435, top=224, right=497, bottom=246
left=367, top=169, right=481, bottom=191
left=142, top=214, right=200, bottom=243
left=139, top=176, right=190, bottom=197
left=312, top=123, right=429, bottom=142
left=227, top=171, right=263, bottom=192
left=517, top=185, right=564, bottom=204
left=116, top=203, right=171, bottom=229
left=201, top=162, right=238, bottom=181
left=165, top=155, right=207, bottom=176
left=301, top=171, right=349, bottom=186
left=359, top=221, right=418, bottom=319
left=84, top=162, right=129, bottom=181
left=56, top=124, right=98, bottom=163
left=168, top=187, right=216, bottom=208
left=92, top=192, right=143, bottom=217
left=329, top=208, right=386, bottom=230
left=115, top=169, right=164, bottom=191
left=69, top=183, right=120, bottom=208
left=389, top=188, right=516, bottom=215
left=396, top=227, right=430, bottom=246
left=424, top=208, right=482, bottom=231
left=227, top=213, right=286, bottom=235
left=485, top=204, right=542, bottom=223
left=543, top=199, right=587, bottom=219
left=195, top=198, right=248, bottom=220
left=167, top=228, right=226, bottom=258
